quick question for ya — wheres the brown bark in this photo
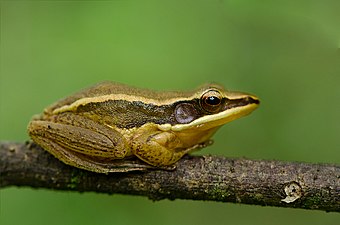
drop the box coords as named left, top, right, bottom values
left=0, top=141, right=339, bottom=212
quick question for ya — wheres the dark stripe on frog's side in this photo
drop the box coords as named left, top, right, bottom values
left=68, top=96, right=257, bottom=129
left=223, top=96, right=260, bottom=110
left=73, top=99, right=205, bottom=129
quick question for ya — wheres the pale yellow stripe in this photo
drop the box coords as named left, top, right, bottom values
left=53, top=93, right=199, bottom=114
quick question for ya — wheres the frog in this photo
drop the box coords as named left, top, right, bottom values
left=28, top=81, right=259, bottom=173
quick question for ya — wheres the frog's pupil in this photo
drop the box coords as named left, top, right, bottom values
left=206, top=96, right=221, bottom=105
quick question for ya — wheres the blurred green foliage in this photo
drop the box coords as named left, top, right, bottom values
left=1, top=1, right=339, bottom=224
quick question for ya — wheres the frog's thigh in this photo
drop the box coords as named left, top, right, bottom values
left=29, top=120, right=128, bottom=158
left=131, top=131, right=186, bottom=167
left=30, top=134, right=107, bottom=172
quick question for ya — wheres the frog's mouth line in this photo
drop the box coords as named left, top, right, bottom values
left=164, top=97, right=260, bottom=132
left=224, top=97, right=260, bottom=110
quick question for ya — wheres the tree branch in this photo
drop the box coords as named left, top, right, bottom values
left=0, top=141, right=339, bottom=212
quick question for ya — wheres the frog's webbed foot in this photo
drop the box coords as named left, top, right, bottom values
left=92, top=157, right=157, bottom=173
left=153, top=140, right=214, bottom=171
left=154, top=164, right=177, bottom=171
left=177, top=139, right=214, bottom=154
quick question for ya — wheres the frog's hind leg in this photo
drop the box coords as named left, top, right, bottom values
left=31, top=134, right=152, bottom=173
left=28, top=120, right=150, bottom=173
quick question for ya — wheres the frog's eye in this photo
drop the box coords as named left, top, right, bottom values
left=200, top=89, right=223, bottom=113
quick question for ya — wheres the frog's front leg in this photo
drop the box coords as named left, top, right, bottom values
left=131, top=129, right=209, bottom=168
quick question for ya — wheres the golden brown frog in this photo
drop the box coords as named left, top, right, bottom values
left=28, top=82, right=259, bottom=173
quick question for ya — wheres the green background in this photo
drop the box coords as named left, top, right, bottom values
left=1, top=1, right=339, bottom=224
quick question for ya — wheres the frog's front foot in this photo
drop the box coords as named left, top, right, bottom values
left=177, top=139, right=214, bottom=154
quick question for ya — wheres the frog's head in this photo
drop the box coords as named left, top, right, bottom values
left=157, top=84, right=259, bottom=144
left=172, top=84, right=259, bottom=130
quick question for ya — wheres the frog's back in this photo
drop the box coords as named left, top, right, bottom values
left=45, top=81, right=200, bottom=113
left=81, top=81, right=199, bottom=99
